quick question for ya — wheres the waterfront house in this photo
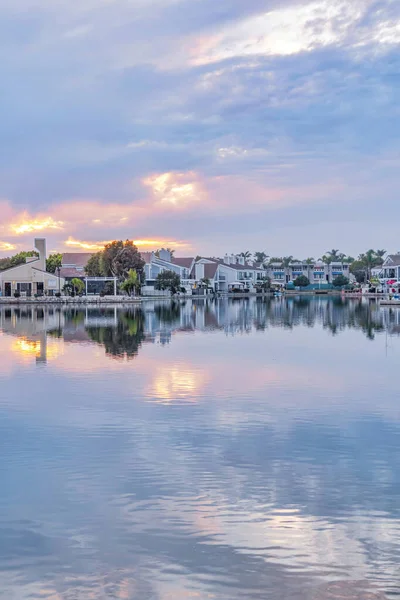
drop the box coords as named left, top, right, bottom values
left=0, top=238, right=64, bottom=297
left=265, top=260, right=352, bottom=287
left=142, top=249, right=196, bottom=294
left=378, top=254, right=400, bottom=282
left=194, top=255, right=267, bottom=292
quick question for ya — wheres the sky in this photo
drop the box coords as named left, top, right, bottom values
left=0, top=0, right=399, bottom=258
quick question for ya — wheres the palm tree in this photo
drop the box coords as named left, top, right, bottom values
left=120, top=269, right=140, bottom=296
left=282, top=256, right=294, bottom=267
left=304, top=257, right=315, bottom=265
left=240, top=251, right=252, bottom=260
left=254, top=251, right=268, bottom=264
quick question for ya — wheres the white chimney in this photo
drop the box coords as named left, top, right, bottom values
left=159, top=248, right=171, bottom=262
left=34, top=238, right=47, bottom=271
left=230, top=254, right=236, bottom=265
left=224, top=254, right=230, bottom=265
left=238, top=255, right=245, bottom=265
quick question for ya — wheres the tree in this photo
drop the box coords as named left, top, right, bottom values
left=304, top=257, right=315, bottom=265
left=46, top=253, right=62, bottom=273
left=0, top=250, right=38, bottom=271
left=254, top=251, right=268, bottom=264
left=240, top=251, right=252, bottom=260
left=257, top=276, right=272, bottom=291
left=85, top=252, right=103, bottom=276
left=350, top=260, right=367, bottom=283
left=200, top=277, right=211, bottom=288
left=333, top=274, right=349, bottom=288
left=101, top=240, right=145, bottom=280
left=155, top=270, right=181, bottom=294
left=282, top=256, right=294, bottom=267
left=268, top=257, right=283, bottom=265
left=71, top=278, right=85, bottom=295
left=293, top=275, right=310, bottom=288
left=120, top=269, right=140, bottom=296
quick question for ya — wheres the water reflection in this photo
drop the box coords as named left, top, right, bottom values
left=0, top=298, right=397, bottom=366
left=0, top=298, right=399, bottom=599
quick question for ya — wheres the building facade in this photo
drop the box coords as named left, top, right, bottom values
left=265, top=261, right=352, bottom=286
left=0, top=239, right=64, bottom=297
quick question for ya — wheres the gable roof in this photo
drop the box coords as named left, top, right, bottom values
left=204, top=258, right=265, bottom=272
left=140, top=251, right=153, bottom=264
left=204, top=263, right=218, bottom=279
left=62, top=253, right=93, bottom=267
left=172, top=257, right=194, bottom=269
left=384, top=254, right=400, bottom=267
left=0, top=258, right=40, bottom=274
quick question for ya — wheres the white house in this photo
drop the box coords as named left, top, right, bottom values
left=195, top=255, right=267, bottom=292
left=142, top=249, right=196, bottom=294
left=0, top=238, right=64, bottom=297
left=377, top=254, right=400, bottom=282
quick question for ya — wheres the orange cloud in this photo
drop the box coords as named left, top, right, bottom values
left=65, top=237, right=191, bottom=251
left=10, top=215, right=64, bottom=235
left=0, top=241, right=17, bottom=252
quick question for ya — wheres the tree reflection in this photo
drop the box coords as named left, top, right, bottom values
left=86, top=308, right=146, bottom=360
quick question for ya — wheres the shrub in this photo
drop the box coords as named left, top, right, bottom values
left=293, top=275, right=310, bottom=288
left=333, top=274, right=349, bottom=288
left=55, top=292, right=61, bottom=298
left=14, top=291, right=20, bottom=298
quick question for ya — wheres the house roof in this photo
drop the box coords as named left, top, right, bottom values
left=205, top=258, right=265, bottom=272
left=384, top=254, right=400, bottom=267
left=204, top=263, right=218, bottom=279
left=172, top=257, right=194, bottom=268
left=59, top=267, right=84, bottom=278
left=62, top=253, right=93, bottom=267
left=0, top=258, right=40, bottom=274
left=140, top=251, right=153, bottom=264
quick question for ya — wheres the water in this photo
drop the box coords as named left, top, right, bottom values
left=0, top=297, right=399, bottom=599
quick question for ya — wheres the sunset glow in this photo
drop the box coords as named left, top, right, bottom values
left=10, top=217, right=64, bottom=236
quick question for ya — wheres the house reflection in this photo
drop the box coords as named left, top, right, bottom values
left=0, top=297, right=397, bottom=366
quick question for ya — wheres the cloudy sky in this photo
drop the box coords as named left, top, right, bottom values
left=0, top=0, right=399, bottom=258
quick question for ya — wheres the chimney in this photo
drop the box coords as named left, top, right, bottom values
left=230, top=254, right=236, bottom=265
left=238, top=255, right=245, bottom=265
left=224, top=254, right=230, bottom=265
left=159, top=248, right=171, bottom=262
left=34, top=238, right=47, bottom=271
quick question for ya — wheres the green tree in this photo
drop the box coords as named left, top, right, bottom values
left=254, top=251, right=268, bottom=264
left=46, top=253, right=62, bottom=273
left=0, top=250, right=39, bottom=271
left=304, top=257, right=315, bottom=265
left=240, top=251, right=252, bottom=260
left=257, top=276, right=272, bottom=291
left=71, top=278, right=85, bottom=295
left=333, top=274, right=349, bottom=288
left=85, top=252, right=103, bottom=276
left=120, top=269, right=140, bottom=296
left=155, top=270, right=181, bottom=294
left=293, top=275, right=310, bottom=288
left=268, top=257, right=283, bottom=265
left=101, top=240, right=145, bottom=280
left=350, top=260, right=367, bottom=283
left=282, top=256, right=294, bottom=267
left=200, top=277, right=211, bottom=288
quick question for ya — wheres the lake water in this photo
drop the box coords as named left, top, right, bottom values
left=0, top=297, right=399, bottom=600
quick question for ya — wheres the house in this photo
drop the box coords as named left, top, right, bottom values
left=378, top=254, right=400, bottom=282
left=265, top=260, right=352, bottom=286
left=60, top=253, right=94, bottom=280
left=0, top=238, right=64, bottom=297
left=194, top=254, right=267, bottom=292
left=142, top=249, right=196, bottom=294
